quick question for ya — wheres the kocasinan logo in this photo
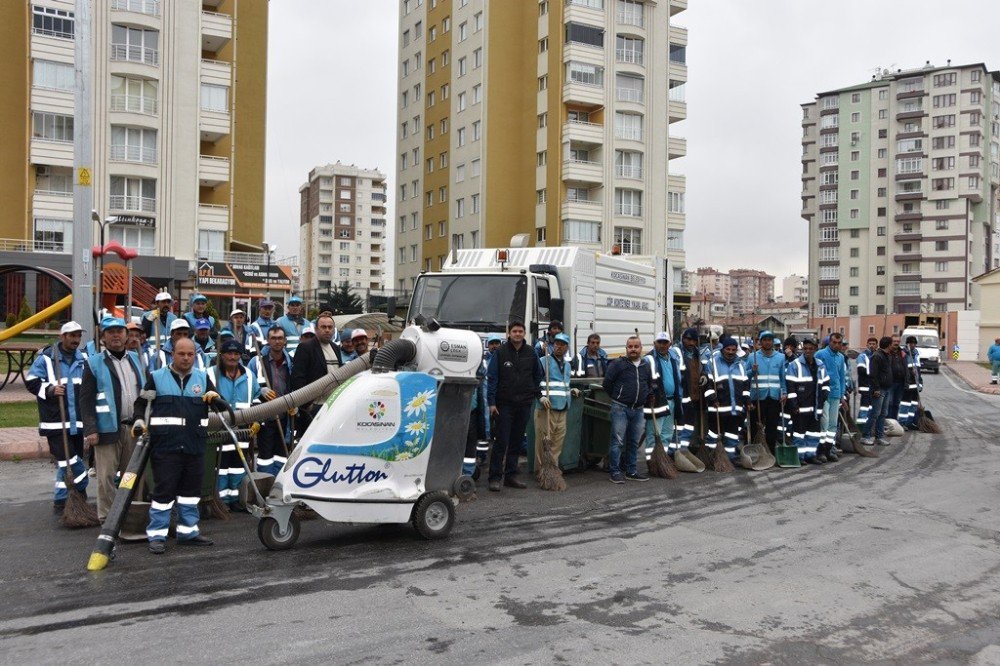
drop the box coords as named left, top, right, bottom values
left=367, top=400, right=387, bottom=420
left=292, top=458, right=390, bottom=488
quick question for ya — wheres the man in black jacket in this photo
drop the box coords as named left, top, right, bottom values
left=291, top=313, right=343, bottom=439
left=486, top=320, right=543, bottom=492
left=887, top=335, right=906, bottom=420
left=862, top=336, right=894, bottom=446
left=603, top=336, right=656, bottom=483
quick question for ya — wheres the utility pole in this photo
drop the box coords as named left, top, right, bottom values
left=71, top=0, right=95, bottom=337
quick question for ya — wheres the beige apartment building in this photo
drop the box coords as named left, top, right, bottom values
left=298, top=164, right=388, bottom=300
left=394, top=0, right=689, bottom=304
left=801, top=62, right=1000, bottom=317
left=0, top=0, right=267, bottom=304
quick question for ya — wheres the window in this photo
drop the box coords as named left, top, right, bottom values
left=114, top=225, right=155, bottom=255
left=438, top=186, right=447, bottom=202
left=849, top=267, right=860, bottom=278
left=935, top=261, right=948, bottom=272
left=471, top=159, right=480, bottom=176
left=110, top=126, right=157, bottom=164
left=878, top=129, right=887, bottom=138
left=458, top=21, right=467, bottom=41
left=474, top=48, right=482, bottom=69
left=400, top=184, right=408, bottom=201
left=439, top=153, right=448, bottom=168
left=935, top=220, right=949, bottom=230
left=568, top=61, right=604, bottom=86
left=402, top=29, right=411, bottom=47
left=474, top=11, right=483, bottom=31
left=876, top=266, right=885, bottom=276
left=438, top=221, right=446, bottom=236
left=931, top=156, right=954, bottom=170
left=850, top=229, right=859, bottom=239
left=457, top=127, right=466, bottom=146
left=429, top=26, right=436, bottom=41
left=969, top=154, right=980, bottom=168
left=933, top=72, right=957, bottom=87
left=897, top=138, right=923, bottom=153
left=424, top=224, right=433, bottom=240
left=877, top=206, right=886, bottom=216
left=615, top=73, right=644, bottom=103
left=970, top=112, right=982, bottom=127
left=472, top=85, right=481, bottom=104
left=849, top=286, right=859, bottom=296
left=931, top=135, right=955, bottom=150
left=618, top=36, right=645, bottom=65
left=32, top=5, right=74, bottom=39
left=442, top=50, right=449, bottom=65
left=472, top=121, right=481, bottom=141
left=851, top=112, right=860, bottom=123
left=897, top=157, right=922, bottom=174
left=539, top=37, right=548, bottom=53
left=563, top=220, right=601, bottom=243
left=968, top=175, right=980, bottom=189
left=850, top=209, right=859, bottom=219
left=851, top=93, right=861, bottom=103
left=617, top=0, right=644, bottom=27
left=876, top=227, right=886, bottom=237
left=440, top=117, right=448, bottom=132
left=614, top=112, right=642, bottom=140
left=31, top=112, right=73, bottom=142
left=932, top=93, right=956, bottom=108
left=566, top=22, right=604, bottom=48
left=931, top=178, right=954, bottom=191
left=616, top=150, right=643, bottom=179
left=821, top=171, right=839, bottom=186
left=969, top=133, right=981, bottom=147
left=338, top=216, right=351, bottom=225
left=879, top=89, right=888, bottom=100
left=933, top=114, right=956, bottom=129
left=458, top=57, right=467, bottom=77
left=471, top=194, right=480, bottom=213
left=455, top=198, right=465, bottom=218
left=109, top=176, right=156, bottom=212
left=34, top=218, right=72, bottom=253
left=451, top=233, right=464, bottom=250
left=935, top=282, right=947, bottom=294
left=34, top=166, right=72, bottom=194
left=971, top=69, right=982, bottom=83
left=935, top=240, right=949, bottom=251
left=455, top=164, right=465, bottom=183
left=879, top=109, right=887, bottom=119
left=850, top=189, right=859, bottom=200
left=426, top=91, right=434, bottom=107
left=849, top=248, right=859, bottom=258
left=614, top=188, right=642, bottom=216
left=200, top=84, right=229, bottom=112
left=539, top=0, right=548, bottom=14
left=850, top=150, right=860, bottom=161
left=111, top=24, right=159, bottom=65
left=457, top=92, right=466, bottom=111
left=425, top=158, right=434, bottom=173
left=442, top=16, right=451, bottom=32
left=536, top=151, right=547, bottom=167
left=32, top=60, right=74, bottom=90
left=819, top=227, right=839, bottom=241
left=877, top=148, right=887, bottom=158
left=614, top=227, right=641, bottom=254
left=426, top=124, right=434, bottom=140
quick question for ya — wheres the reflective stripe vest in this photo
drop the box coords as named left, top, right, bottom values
left=857, top=350, right=872, bottom=394
left=208, top=365, right=259, bottom=410
left=815, top=347, right=846, bottom=399
left=785, top=356, right=829, bottom=418
left=744, top=350, right=786, bottom=401
left=251, top=317, right=275, bottom=340
left=25, top=346, right=86, bottom=435
left=88, top=351, right=145, bottom=434
left=704, top=351, right=750, bottom=415
left=149, top=367, right=210, bottom=454
left=537, top=354, right=572, bottom=411
left=183, top=311, right=216, bottom=332
left=148, top=339, right=207, bottom=373
left=275, top=316, right=305, bottom=355
left=572, top=347, right=609, bottom=377
left=905, top=348, right=922, bottom=389
left=143, top=310, right=177, bottom=345
left=247, top=347, right=293, bottom=391
left=643, top=350, right=681, bottom=417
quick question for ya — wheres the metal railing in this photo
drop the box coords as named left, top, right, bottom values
left=615, top=128, right=643, bottom=141
left=110, top=94, right=158, bottom=115
left=669, top=85, right=686, bottom=102
left=109, top=194, right=156, bottom=213
left=567, top=0, right=604, bottom=8
left=567, top=118, right=601, bottom=127
left=615, top=203, right=642, bottom=216
left=0, top=237, right=70, bottom=254
left=615, top=164, right=643, bottom=179
left=371, top=193, right=387, bottom=202
left=33, top=188, right=73, bottom=198
left=616, top=88, right=644, bottom=103
left=110, top=43, right=159, bottom=66
left=617, top=10, right=644, bottom=27
left=109, top=144, right=158, bottom=164
left=564, top=197, right=601, bottom=206
left=111, top=0, right=161, bottom=16
left=32, top=26, right=74, bottom=39
left=616, top=49, right=644, bottom=65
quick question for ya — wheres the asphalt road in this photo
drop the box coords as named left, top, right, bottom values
left=1, top=370, right=999, bottom=665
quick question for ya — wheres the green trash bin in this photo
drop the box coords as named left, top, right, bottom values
left=581, top=383, right=612, bottom=467
left=526, top=379, right=587, bottom=473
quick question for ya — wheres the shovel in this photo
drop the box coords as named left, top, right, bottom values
left=739, top=370, right=776, bottom=471
left=774, top=399, right=800, bottom=468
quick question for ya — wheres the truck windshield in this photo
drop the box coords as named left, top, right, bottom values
left=913, top=335, right=938, bottom=348
left=409, top=274, right=527, bottom=329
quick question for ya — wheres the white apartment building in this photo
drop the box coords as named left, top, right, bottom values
left=779, top=274, right=808, bottom=302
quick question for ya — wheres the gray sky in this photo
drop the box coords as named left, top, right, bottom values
left=265, top=0, right=1000, bottom=285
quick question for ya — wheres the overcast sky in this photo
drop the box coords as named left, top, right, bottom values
left=265, top=0, right=1000, bottom=288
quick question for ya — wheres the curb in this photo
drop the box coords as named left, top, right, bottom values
left=0, top=437, right=49, bottom=461
left=942, top=365, right=1000, bottom=396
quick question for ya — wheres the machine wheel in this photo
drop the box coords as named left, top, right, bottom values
left=257, top=513, right=300, bottom=551
left=453, top=475, right=475, bottom=501
left=411, top=492, right=455, bottom=540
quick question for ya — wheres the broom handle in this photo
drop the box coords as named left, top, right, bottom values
left=753, top=354, right=764, bottom=428
left=51, top=345, right=76, bottom=492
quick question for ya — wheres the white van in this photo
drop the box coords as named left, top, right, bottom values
left=901, top=326, right=941, bottom=374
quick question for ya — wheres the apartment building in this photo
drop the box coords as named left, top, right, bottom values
left=394, top=0, right=689, bottom=301
left=688, top=266, right=731, bottom=301
left=779, top=273, right=808, bottom=302
left=298, top=164, right=388, bottom=299
left=801, top=61, right=1000, bottom=317
left=687, top=266, right=774, bottom=317
left=0, top=0, right=267, bottom=294
left=730, top=268, right=774, bottom=315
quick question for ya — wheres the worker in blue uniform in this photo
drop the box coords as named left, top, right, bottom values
left=275, top=295, right=307, bottom=357
left=785, top=338, right=830, bottom=464
left=142, top=292, right=177, bottom=347
left=132, top=337, right=217, bottom=554
left=251, top=299, right=277, bottom=340
left=534, top=333, right=576, bottom=486
left=25, top=321, right=88, bottom=512
left=149, top=319, right=207, bottom=372
left=703, top=337, right=750, bottom=461
left=643, top=332, right=683, bottom=458
left=247, top=326, right=294, bottom=476
left=745, top=330, right=787, bottom=453
left=207, top=339, right=261, bottom=508
left=856, top=337, right=878, bottom=428
left=183, top=293, right=216, bottom=337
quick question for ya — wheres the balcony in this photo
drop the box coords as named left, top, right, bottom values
left=109, top=194, right=156, bottom=214
left=197, top=203, right=229, bottom=228
left=894, top=232, right=922, bottom=243
left=199, top=108, right=231, bottom=142
left=616, top=87, right=645, bottom=104
left=564, top=119, right=604, bottom=144
left=32, top=189, right=73, bottom=219
left=615, top=164, right=643, bottom=180
left=617, top=8, right=645, bottom=30
left=201, top=11, right=233, bottom=52
left=563, top=79, right=604, bottom=107
left=893, top=272, right=921, bottom=282
left=893, top=252, right=922, bottom=263
left=563, top=159, right=603, bottom=184
left=668, top=135, right=686, bottom=159
left=110, top=0, right=160, bottom=16
left=109, top=144, right=158, bottom=165
left=110, top=43, right=159, bottom=67
left=109, top=94, right=158, bottom=116
left=200, top=58, right=232, bottom=86
left=616, top=49, right=644, bottom=66
left=30, top=138, right=74, bottom=167
left=615, top=202, right=642, bottom=217
left=198, top=154, right=230, bottom=187
left=560, top=198, right=603, bottom=221
left=670, top=0, right=688, bottom=16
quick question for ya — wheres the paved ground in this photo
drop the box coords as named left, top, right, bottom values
left=1, top=373, right=999, bottom=664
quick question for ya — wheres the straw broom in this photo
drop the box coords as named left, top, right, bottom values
left=916, top=396, right=942, bottom=434
left=646, top=406, right=678, bottom=479
left=712, top=407, right=736, bottom=473
left=536, top=354, right=566, bottom=491
left=50, top=346, right=100, bottom=528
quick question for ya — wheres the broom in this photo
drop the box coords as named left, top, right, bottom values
left=916, top=396, right=942, bottom=434
left=204, top=431, right=231, bottom=521
left=712, top=406, right=736, bottom=473
left=647, top=406, right=678, bottom=479
left=693, top=406, right=715, bottom=468
left=740, top=369, right=776, bottom=470
left=536, top=354, right=566, bottom=491
left=50, top=346, right=100, bottom=529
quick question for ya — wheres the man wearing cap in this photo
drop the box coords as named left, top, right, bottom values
left=785, top=338, right=830, bottom=463
left=79, top=317, right=145, bottom=521
left=248, top=326, right=294, bottom=475
left=574, top=333, right=609, bottom=378
left=856, top=337, right=878, bottom=428
left=744, top=331, right=787, bottom=453
left=276, top=296, right=307, bottom=357
left=220, top=308, right=257, bottom=364
left=291, top=313, right=343, bottom=439
left=132, top=337, right=217, bottom=553
left=26, top=321, right=89, bottom=512
left=192, top=318, right=216, bottom=365
left=535, top=320, right=564, bottom=357
left=183, top=293, right=216, bottom=337
left=125, top=321, right=145, bottom=354
left=338, top=329, right=355, bottom=358
left=300, top=324, right=316, bottom=343
left=603, top=335, right=656, bottom=483
left=677, top=328, right=709, bottom=452
left=533, top=333, right=577, bottom=486
left=703, top=337, right=751, bottom=461
left=643, top=332, right=684, bottom=460
left=149, top=319, right=206, bottom=372
left=342, top=329, right=373, bottom=362
left=900, top=336, right=922, bottom=429
left=251, top=300, right=277, bottom=340
left=815, top=332, right=847, bottom=461
left=208, top=339, right=261, bottom=509
left=143, top=292, right=177, bottom=346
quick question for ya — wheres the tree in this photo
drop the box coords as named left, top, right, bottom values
left=16, top=296, right=31, bottom=324
left=327, top=282, right=364, bottom=315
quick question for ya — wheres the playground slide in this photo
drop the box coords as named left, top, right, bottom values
left=0, top=294, right=73, bottom=343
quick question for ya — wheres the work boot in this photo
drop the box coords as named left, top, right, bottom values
left=826, top=451, right=840, bottom=462
left=53, top=500, right=66, bottom=514
left=806, top=456, right=824, bottom=465
left=860, top=437, right=874, bottom=447
left=503, top=477, right=527, bottom=489
left=815, top=454, right=829, bottom=463
left=177, top=535, right=214, bottom=547
left=625, top=472, right=649, bottom=482
left=488, top=479, right=502, bottom=492
left=148, top=541, right=166, bottom=555
left=875, top=438, right=889, bottom=447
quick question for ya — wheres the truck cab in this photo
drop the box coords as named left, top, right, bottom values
left=901, top=326, right=941, bottom=374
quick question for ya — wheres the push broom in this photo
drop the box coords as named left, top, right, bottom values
left=536, top=354, right=566, bottom=491
left=646, top=405, right=678, bottom=479
left=51, top=346, right=100, bottom=529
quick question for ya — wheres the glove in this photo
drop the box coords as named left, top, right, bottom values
left=263, top=389, right=277, bottom=401
left=287, top=407, right=298, bottom=417
left=570, top=388, right=581, bottom=398
left=146, top=311, right=157, bottom=322
left=131, top=419, right=146, bottom=437
left=698, top=375, right=709, bottom=387
left=646, top=396, right=656, bottom=408
left=540, top=397, right=552, bottom=410
left=202, top=390, right=220, bottom=404
left=249, top=422, right=261, bottom=436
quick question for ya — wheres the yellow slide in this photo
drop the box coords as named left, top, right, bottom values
left=0, top=294, right=73, bottom=343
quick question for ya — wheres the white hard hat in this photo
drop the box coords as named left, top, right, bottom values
left=60, top=321, right=83, bottom=335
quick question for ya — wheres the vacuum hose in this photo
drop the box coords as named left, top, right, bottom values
left=371, top=338, right=417, bottom=374
left=207, top=354, right=373, bottom=429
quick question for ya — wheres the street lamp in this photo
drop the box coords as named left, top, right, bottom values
left=262, top=242, right=276, bottom=299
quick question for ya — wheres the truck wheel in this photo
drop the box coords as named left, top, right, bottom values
left=257, top=514, right=300, bottom=551
left=412, top=492, right=455, bottom=540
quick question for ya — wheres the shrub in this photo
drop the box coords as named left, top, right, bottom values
left=4, top=313, right=16, bottom=329
left=16, top=297, right=31, bottom=324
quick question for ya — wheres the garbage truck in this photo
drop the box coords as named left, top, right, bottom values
left=406, top=246, right=670, bottom=356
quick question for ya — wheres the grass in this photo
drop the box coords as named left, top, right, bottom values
left=0, top=401, right=43, bottom=428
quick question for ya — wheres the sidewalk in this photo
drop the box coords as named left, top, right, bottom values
left=944, top=361, right=1000, bottom=395
left=0, top=427, right=48, bottom=461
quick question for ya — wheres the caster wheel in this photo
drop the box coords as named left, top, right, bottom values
left=257, top=513, right=300, bottom=550
left=411, top=491, right=455, bottom=540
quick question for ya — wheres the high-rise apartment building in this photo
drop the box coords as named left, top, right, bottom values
left=729, top=268, right=774, bottom=315
left=394, top=0, right=688, bottom=299
left=689, top=266, right=731, bottom=301
left=0, top=0, right=267, bottom=289
left=801, top=62, right=1000, bottom=318
left=299, top=164, right=388, bottom=299
left=779, top=274, right=808, bottom=302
